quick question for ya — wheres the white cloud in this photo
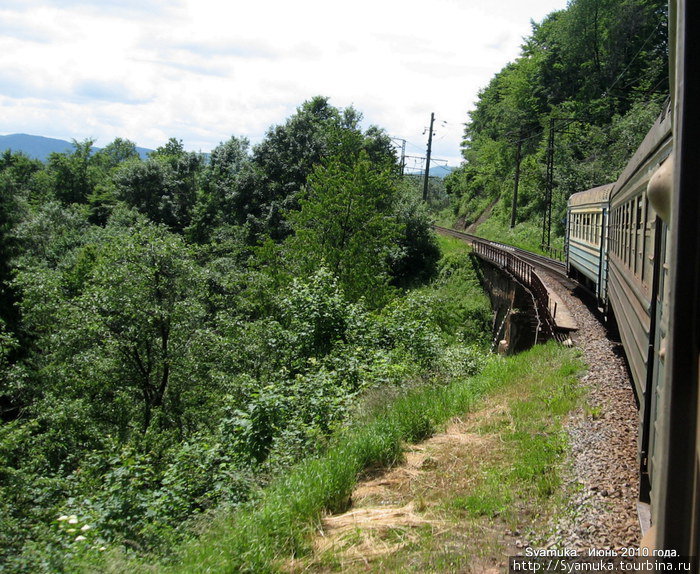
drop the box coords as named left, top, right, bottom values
left=0, top=0, right=568, bottom=165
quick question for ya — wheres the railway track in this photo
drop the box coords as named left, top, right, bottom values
left=433, top=225, right=577, bottom=339
left=433, top=225, right=567, bottom=279
left=434, top=226, right=641, bottom=548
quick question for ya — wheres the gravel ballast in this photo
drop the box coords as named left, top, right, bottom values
left=539, top=273, right=642, bottom=551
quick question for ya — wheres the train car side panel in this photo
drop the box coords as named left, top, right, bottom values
left=653, top=0, right=700, bottom=553
left=567, top=184, right=613, bottom=303
left=607, top=252, right=651, bottom=401
left=606, top=99, right=673, bottom=536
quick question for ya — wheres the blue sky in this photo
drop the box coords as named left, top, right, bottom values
left=0, top=0, right=568, bottom=166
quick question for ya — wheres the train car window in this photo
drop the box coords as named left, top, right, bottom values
left=631, top=200, right=636, bottom=271
left=610, top=211, right=614, bottom=254
left=628, top=200, right=634, bottom=270
left=592, top=213, right=597, bottom=246
left=643, top=200, right=654, bottom=287
left=632, top=197, right=639, bottom=276
left=621, top=205, right=626, bottom=259
left=594, top=213, right=599, bottom=247
left=577, top=213, right=581, bottom=240
left=637, top=196, right=644, bottom=230
left=610, top=209, right=616, bottom=255
left=626, top=202, right=631, bottom=269
left=636, top=195, right=644, bottom=279
left=623, top=203, right=629, bottom=267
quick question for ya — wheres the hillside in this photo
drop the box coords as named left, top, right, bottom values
left=0, top=133, right=152, bottom=161
left=443, top=0, right=668, bottom=250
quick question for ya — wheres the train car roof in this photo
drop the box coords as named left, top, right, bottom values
left=567, top=183, right=614, bottom=207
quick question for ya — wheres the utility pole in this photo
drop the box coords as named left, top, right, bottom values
left=422, top=112, right=435, bottom=202
left=391, top=137, right=407, bottom=176
left=510, top=132, right=523, bottom=228
left=542, top=117, right=555, bottom=249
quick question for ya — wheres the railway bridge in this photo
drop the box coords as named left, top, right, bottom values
left=434, top=226, right=577, bottom=351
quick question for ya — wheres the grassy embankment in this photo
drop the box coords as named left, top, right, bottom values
left=94, top=237, right=583, bottom=573
left=436, top=192, right=566, bottom=258
left=301, top=341, right=584, bottom=572
left=476, top=217, right=565, bottom=258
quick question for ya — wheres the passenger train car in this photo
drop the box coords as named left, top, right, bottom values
left=566, top=101, right=672, bottom=523
left=566, top=183, right=613, bottom=305
left=564, top=0, right=699, bottom=557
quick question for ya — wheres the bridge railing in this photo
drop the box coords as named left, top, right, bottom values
left=471, top=238, right=556, bottom=341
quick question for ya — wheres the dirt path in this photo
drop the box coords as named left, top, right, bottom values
left=287, top=394, right=545, bottom=573
left=465, top=200, right=499, bottom=234
left=286, top=277, right=641, bottom=572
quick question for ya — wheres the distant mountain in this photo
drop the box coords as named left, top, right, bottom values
left=0, top=134, right=74, bottom=161
left=426, top=165, right=456, bottom=179
left=408, top=164, right=457, bottom=179
left=0, top=134, right=153, bottom=162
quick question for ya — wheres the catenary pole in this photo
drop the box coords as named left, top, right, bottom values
left=510, top=132, right=523, bottom=228
left=422, top=112, right=435, bottom=201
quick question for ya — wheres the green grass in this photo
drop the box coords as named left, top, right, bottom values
left=134, top=344, right=578, bottom=573
left=445, top=344, right=582, bottom=521
left=312, top=343, right=584, bottom=573
left=434, top=234, right=468, bottom=259
left=88, top=236, right=582, bottom=574
left=474, top=216, right=565, bottom=258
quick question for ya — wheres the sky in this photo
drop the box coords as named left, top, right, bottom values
left=0, top=0, right=569, bottom=167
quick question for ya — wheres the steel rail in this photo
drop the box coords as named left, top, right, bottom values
left=433, top=225, right=567, bottom=278
left=434, top=225, right=567, bottom=341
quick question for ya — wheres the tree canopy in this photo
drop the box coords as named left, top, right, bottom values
left=446, top=0, right=668, bottom=240
left=0, top=96, right=448, bottom=571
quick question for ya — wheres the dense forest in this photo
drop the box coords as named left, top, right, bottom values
left=0, top=97, right=491, bottom=571
left=0, top=0, right=670, bottom=569
left=443, top=0, right=668, bottom=252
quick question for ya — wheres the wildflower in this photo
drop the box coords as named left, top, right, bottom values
left=57, top=515, right=69, bottom=522
left=81, top=524, right=91, bottom=532
left=75, top=535, right=87, bottom=542
left=68, top=515, right=78, bottom=524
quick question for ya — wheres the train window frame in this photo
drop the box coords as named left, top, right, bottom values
left=630, top=196, right=639, bottom=277
left=634, top=193, right=646, bottom=282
